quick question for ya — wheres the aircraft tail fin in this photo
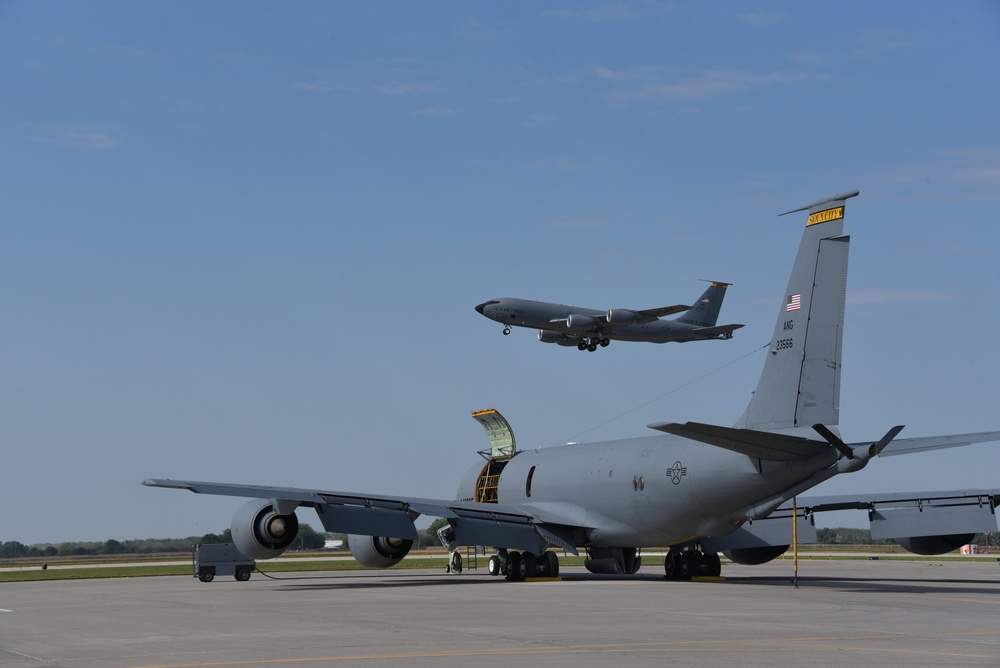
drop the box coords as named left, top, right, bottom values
left=737, top=190, right=860, bottom=431
left=675, top=281, right=732, bottom=328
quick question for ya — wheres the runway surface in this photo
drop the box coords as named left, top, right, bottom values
left=2, top=558, right=999, bottom=667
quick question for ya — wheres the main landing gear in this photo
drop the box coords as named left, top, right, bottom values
left=663, top=548, right=721, bottom=580
left=576, top=337, right=610, bottom=352
left=487, top=550, right=560, bottom=581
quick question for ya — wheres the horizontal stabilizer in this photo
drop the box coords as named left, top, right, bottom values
left=876, top=430, right=1000, bottom=457
left=648, top=421, right=830, bottom=461
left=691, top=323, right=744, bottom=338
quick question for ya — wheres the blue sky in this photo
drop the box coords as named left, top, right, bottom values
left=2, top=2, right=999, bottom=544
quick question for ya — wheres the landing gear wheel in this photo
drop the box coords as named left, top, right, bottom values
left=577, top=341, right=588, bottom=351
left=488, top=554, right=503, bottom=576
left=543, top=551, right=560, bottom=577
left=705, top=553, right=722, bottom=577
left=518, top=552, right=538, bottom=580
left=600, top=338, right=610, bottom=347
left=678, top=552, right=693, bottom=580
left=587, top=341, right=598, bottom=352
left=449, top=551, right=463, bottom=574
left=663, top=552, right=678, bottom=580
left=505, top=552, right=523, bottom=581
left=503, top=326, right=511, bottom=335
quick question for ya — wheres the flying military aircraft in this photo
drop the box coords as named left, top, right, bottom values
left=145, top=190, right=1000, bottom=582
left=475, top=282, right=743, bottom=351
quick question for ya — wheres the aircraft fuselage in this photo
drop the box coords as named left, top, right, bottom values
left=455, top=434, right=840, bottom=547
left=477, top=297, right=713, bottom=343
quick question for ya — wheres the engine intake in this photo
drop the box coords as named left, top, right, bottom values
left=348, top=534, right=414, bottom=569
left=231, top=499, right=300, bottom=560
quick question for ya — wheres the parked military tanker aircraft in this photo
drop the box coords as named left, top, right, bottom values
left=146, top=190, right=1000, bottom=581
left=475, top=282, right=743, bottom=351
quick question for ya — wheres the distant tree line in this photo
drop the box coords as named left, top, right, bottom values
left=4, top=526, right=998, bottom=559
left=0, top=524, right=329, bottom=559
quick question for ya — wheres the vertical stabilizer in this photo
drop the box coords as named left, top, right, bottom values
left=737, top=190, right=859, bottom=431
left=676, top=282, right=732, bottom=328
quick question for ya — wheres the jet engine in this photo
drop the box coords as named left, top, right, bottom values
left=896, top=533, right=975, bottom=556
left=348, top=534, right=414, bottom=569
left=584, top=546, right=642, bottom=574
left=538, top=329, right=582, bottom=347
left=722, top=544, right=789, bottom=565
left=565, top=314, right=597, bottom=330
left=231, top=499, right=300, bottom=560
left=605, top=309, right=637, bottom=325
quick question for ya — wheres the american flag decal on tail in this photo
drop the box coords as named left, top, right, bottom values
left=786, top=294, right=801, bottom=312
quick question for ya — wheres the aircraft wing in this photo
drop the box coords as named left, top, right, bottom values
left=633, top=304, right=691, bottom=323
left=142, top=478, right=584, bottom=554
left=700, top=487, right=1000, bottom=556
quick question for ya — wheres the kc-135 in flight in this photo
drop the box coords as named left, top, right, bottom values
left=146, top=190, right=1000, bottom=582
left=475, top=282, right=743, bottom=351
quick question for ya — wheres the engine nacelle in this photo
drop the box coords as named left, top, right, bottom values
left=348, top=534, right=414, bottom=569
left=565, top=313, right=596, bottom=331
left=723, top=544, right=789, bottom=565
left=896, top=533, right=975, bottom=556
left=605, top=309, right=637, bottom=325
left=231, top=499, right=300, bottom=560
left=584, top=547, right=641, bottom=574
left=538, top=329, right=582, bottom=347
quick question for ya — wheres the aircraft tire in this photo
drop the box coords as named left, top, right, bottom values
left=519, top=552, right=537, bottom=579
left=600, top=338, right=610, bottom=347
left=705, top=553, right=721, bottom=577
left=488, top=555, right=503, bottom=576
left=663, top=552, right=678, bottom=580
left=505, top=552, right=522, bottom=581
left=543, top=551, right=559, bottom=577
left=678, top=553, right=693, bottom=580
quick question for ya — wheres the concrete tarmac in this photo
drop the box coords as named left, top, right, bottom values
left=2, top=558, right=999, bottom=667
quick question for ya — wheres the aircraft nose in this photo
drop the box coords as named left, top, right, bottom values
left=475, top=302, right=487, bottom=314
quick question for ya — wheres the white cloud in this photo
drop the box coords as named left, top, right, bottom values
left=544, top=1, right=674, bottom=22
left=605, top=68, right=811, bottom=105
left=413, top=106, right=457, bottom=117
left=373, top=81, right=437, bottom=96
left=25, top=123, right=125, bottom=150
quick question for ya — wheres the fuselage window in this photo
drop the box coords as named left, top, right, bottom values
left=526, top=466, right=536, bottom=498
